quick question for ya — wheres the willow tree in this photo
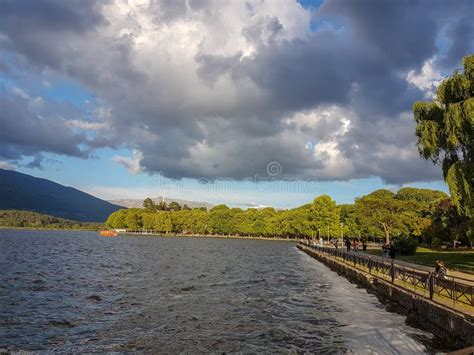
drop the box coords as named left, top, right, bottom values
left=413, top=55, right=474, bottom=220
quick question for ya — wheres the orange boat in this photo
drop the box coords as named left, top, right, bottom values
left=99, top=230, right=118, bottom=237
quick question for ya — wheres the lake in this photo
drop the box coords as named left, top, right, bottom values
left=0, top=229, right=442, bottom=353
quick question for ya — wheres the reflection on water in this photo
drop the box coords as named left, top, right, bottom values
left=0, top=230, right=442, bottom=353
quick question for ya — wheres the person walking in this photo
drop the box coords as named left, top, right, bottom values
left=389, top=241, right=396, bottom=260
left=362, top=239, right=367, bottom=252
left=382, top=243, right=389, bottom=258
left=345, top=238, right=351, bottom=252
left=353, top=238, right=359, bottom=253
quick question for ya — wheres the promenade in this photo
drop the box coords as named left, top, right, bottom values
left=343, top=246, right=473, bottom=285
left=299, top=242, right=473, bottom=315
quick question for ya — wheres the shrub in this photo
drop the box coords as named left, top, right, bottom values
left=393, top=235, right=418, bottom=255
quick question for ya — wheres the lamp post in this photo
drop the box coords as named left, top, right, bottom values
left=340, top=222, right=344, bottom=244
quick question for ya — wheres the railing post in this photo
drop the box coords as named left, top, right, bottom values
left=390, top=261, right=395, bottom=283
left=471, top=286, right=473, bottom=307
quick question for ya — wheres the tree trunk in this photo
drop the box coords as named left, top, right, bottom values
left=383, top=224, right=390, bottom=244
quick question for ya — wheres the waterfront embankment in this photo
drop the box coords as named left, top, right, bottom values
left=297, top=243, right=474, bottom=349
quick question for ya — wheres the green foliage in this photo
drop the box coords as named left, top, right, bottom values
left=208, top=205, right=235, bottom=234
left=310, top=195, right=340, bottom=238
left=355, top=190, right=407, bottom=243
left=423, top=198, right=473, bottom=247
left=393, top=235, right=418, bottom=256
left=124, top=209, right=143, bottom=229
left=143, top=198, right=156, bottom=210
left=0, top=210, right=102, bottom=230
left=395, top=187, right=447, bottom=203
left=103, top=188, right=469, bottom=245
left=340, top=204, right=360, bottom=238
left=413, top=54, right=474, bottom=218
left=168, top=201, right=182, bottom=211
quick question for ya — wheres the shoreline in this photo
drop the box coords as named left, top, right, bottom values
left=0, top=226, right=100, bottom=232
left=118, top=232, right=298, bottom=242
left=0, top=227, right=298, bottom=242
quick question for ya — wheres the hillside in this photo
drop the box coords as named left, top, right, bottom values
left=109, top=196, right=214, bottom=210
left=0, top=169, right=122, bottom=222
left=0, top=210, right=102, bottom=230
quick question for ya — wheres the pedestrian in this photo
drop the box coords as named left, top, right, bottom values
left=362, top=239, right=367, bottom=252
left=334, top=239, right=339, bottom=250
left=435, top=260, right=447, bottom=280
left=389, top=241, right=396, bottom=260
left=382, top=243, right=389, bottom=258
left=353, top=238, right=359, bottom=253
left=345, top=238, right=351, bottom=252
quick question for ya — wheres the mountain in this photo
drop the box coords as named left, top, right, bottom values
left=109, top=196, right=214, bottom=210
left=0, top=169, right=122, bottom=222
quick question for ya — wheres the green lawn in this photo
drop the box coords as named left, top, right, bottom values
left=366, top=247, right=474, bottom=273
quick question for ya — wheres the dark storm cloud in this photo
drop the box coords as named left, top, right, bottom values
left=0, top=0, right=107, bottom=68
left=0, top=94, right=91, bottom=165
left=0, top=0, right=472, bottom=183
left=439, top=16, right=474, bottom=69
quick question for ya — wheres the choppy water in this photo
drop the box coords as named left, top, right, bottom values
left=0, top=229, right=445, bottom=353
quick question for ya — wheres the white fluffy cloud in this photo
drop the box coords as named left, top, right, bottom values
left=113, top=150, right=144, bottom=174
left=406, top=58, right=442, bottom=98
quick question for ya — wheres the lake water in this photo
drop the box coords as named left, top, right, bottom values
left=0, top=229, right=444, bottom=353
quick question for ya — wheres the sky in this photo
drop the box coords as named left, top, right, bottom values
left=0, top=0, right=473, bottom=208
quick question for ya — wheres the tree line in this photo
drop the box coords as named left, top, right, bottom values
left=0, top=210, right=102, bottom=230
left=105, top=187, right=472, bottom=247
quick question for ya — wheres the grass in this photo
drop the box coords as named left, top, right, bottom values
left=366, top=247, right=474, bottom=273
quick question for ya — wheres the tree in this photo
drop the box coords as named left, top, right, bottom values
left=168, top=201, right=182, bottom=211
left=339, top=204, right=360, bottom=239
left=355, top=190, right=411, bottom=243
left=156, top=201, right=168, bottom=211
left=143, top=197, right=156, bottom=211
left=309, top=195, right=340, bottom=240
left=424, top=198, right=473, bottom=247
left=124, top=209, right=143, bottom=230
left=395, top=187, right=447, bottom=205
left=413, top=54, right=474, bottom=218
left=208, top=205, right=234, bottom=235
left=105, top=209, right=127, bottom=228
left=153, top=212, right=172, bottom=233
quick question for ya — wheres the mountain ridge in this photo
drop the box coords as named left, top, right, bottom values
left=109, top=196, right=214, bottom=210
left=0, top=169, right=122, bottom=222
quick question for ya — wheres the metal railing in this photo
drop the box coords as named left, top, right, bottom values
left=300, top=243, right=473, bottom=309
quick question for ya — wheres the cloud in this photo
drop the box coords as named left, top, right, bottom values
left=406, top=58, right=442, bottom=98
left=113, top=150, right=144, bottom=174
left=66, top=120, right=108, bottom=130
left=0, top=92, right=92, bottom=163
left=0, top=160, right=15, bottom=170
left=0, top=0, right=472, bottom=183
